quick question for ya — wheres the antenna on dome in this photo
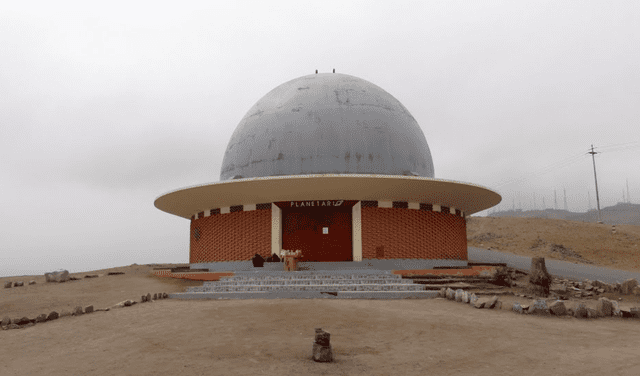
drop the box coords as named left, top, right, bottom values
left=315, top=70, right=318, bottom=74
left=333, top=69, right=335, bottom=73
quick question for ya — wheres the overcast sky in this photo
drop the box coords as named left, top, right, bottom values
left=1, top=1, right=639, bottom=277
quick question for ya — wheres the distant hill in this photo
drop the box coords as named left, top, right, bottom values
left=489, top=202, right=640, bottom=226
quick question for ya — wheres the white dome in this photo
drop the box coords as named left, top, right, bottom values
left=220, top=73, right=435, bottom=181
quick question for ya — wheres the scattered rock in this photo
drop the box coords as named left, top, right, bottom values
left=621, top=279, right=639, bottom=295
left=28, top=280, right=36, bottom=285
left=469, top=293, right=479, bottom=306
left=454, top=289, right=464, bottom=302
left=73, top=306, right=84, bottom=316
left=35, top=314, right=47, bottom=323
left=512, top=302, right=524, bottom=314
left=473, top=297, right=487, bottom=309
left=14, top=317, right=31, bottom=325
left=445, top=288, right=455, bottom=300
left=45, top=269, right=70, bottom=283
left=549, top=300, right=567, bottom=316
left=153, top=293, right=158, bottom=300
left=438, top=288, right=446, bottom=298
left=462, top=291, right=470, bottom=303
left=14, top=281, right=24, bottom=287
left=631, top=307, right=640, bottom=319
left=84, top=275, right=98, bottom=278
left=60, top=310, right=71, bottom=318
left=485, top=296, right=499, bottom=309
left=574, top=303, right=588, bottom=318
left=84, top=305, right=94, bottom=314
left=23, top=322, right=35, bottom=328
left=141, top=295, right=147, bottom=302
left=146, top=293, right=152, bottom=302
left=8, top=324, right=20, bottom=330
left=528, top=299, right=550, bottom=315
left=2, top=316, right=11, bottom=326
left=162, top=292, right=168, bottom=299
left=586, top=308, right=599, bottom=319
left=124, top=300, right=133, bottom=307
left=312, top=328, right=333, bottom=362
left=596, top=297, right=613, bottom=317
left=107, top=272, right=125, bottom=275
left=3, top=281, right=11, bottom=288
left=47, top=311, right=59, bottom=321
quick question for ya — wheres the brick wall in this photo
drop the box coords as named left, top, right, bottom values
left=190, top=209, right=271, bottom=263
left=361, top=206, right=467, bottom=260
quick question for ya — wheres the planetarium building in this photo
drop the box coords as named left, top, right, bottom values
left=154, top=72, right=501, bottom=272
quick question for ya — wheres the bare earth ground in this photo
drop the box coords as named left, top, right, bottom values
left=2, top=217, right=640, bottom=375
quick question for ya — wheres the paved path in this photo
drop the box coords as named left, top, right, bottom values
left=468, top=246, right=640, bottom=284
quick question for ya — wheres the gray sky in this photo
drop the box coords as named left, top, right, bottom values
left=1, top=0, right=639, bottom=277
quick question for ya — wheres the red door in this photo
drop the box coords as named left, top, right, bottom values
left=282, top=207, right=352, bottom=262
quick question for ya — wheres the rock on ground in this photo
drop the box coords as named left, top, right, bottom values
left=84, top=305, right=94, bottom=314
left=73, top=306, right=84, bottom=316
left=1, top=316, right=11, bottom=326
left=35, top=314, right=47, bottom=323
left=47, top=311, right=59, bottom=321
left=596, top=298, right=613, bottom=317
left=438, top=288, right=446, bottom=298
left=549, top=301, right=567, bottom=316
left=621, top=279, right=639, bottom=295
left=574, top=303, right=588, bottom=318
left=3, top=282, right=11, bottom=288
left=45, top=269, right=70, bottom=283
left=14, top=281, right=24, bottom=287
left=528, top=300, right=550, bottom=315
left=454, top=289, right=464, bottom=302
left=59, top=310, right=71, bottom=318
left=162, top=292, right=168, bottom=299
left=146, top=293, right=152, bottom=302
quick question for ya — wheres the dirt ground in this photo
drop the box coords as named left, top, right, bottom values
left=467, top=216, right=640, bottom=273
left=2, top=217, right=640, bottom=375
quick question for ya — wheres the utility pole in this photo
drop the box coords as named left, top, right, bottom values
left=588, top=144, right=602, bottom=223
left=533, top=192, right=537, bottom=210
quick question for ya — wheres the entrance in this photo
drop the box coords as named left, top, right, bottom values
left=279, top=201, right=355, bottom=262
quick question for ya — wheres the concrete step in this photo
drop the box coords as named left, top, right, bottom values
left=223, top=274, right=401, bottom=281
left=210, top=279, right=414, bottom=287
left=169, top=290, right=439, bottom=300
left=189, top=284, right=426, bottom=292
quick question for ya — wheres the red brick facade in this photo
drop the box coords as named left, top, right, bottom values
left=360, top=207, right=467, bottom=261
left=189, top=201, right=467, bottom=263
left=190, top=209, right=271, bottom=263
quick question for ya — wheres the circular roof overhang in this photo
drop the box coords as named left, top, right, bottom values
left=154, top=174, right=501, bottom=219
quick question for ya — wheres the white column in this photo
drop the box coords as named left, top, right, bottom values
left=271, top=203, right=282, bottom=256
left=352, top=201, right=362, bottom=261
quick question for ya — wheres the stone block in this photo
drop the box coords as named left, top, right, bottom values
left=528, top=299, right=550, bottom=315
left=454, top=289, right=464, bottom=302
left=45, top=269, right=70, bottom=283
left=84, top=305, right=94, bottom=314
left=3, top=282, right=11, bottom=288
left=1, top=316, right=11, bottom=326
left=73, top=306, right=84, bottom=316
left=438, top=288, right=446, bottom=298
left=549, top=300, right=567, bottom=316
left=162, top=292, right=168, bottom=299
left=574, top=303, right=588, bottom=318
left=596, top=298, right=613, bottom=317
left=35, top=314, right=47, bottom=323
left=47, top=311, right=59, bottom=321
left=621, top=279, right=639, bottom=295
left=14, top=281, right=24, bottom=287
left=28, top=280, right=36, bottom=285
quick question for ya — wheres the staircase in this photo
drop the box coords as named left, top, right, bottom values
left=169, top=269, right=439, bottom=300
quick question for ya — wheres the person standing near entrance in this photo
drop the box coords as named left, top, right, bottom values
left=283, top=250, right=302, bottom=271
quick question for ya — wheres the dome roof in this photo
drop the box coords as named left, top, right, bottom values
left=220, top=73, right=435, bottom=181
